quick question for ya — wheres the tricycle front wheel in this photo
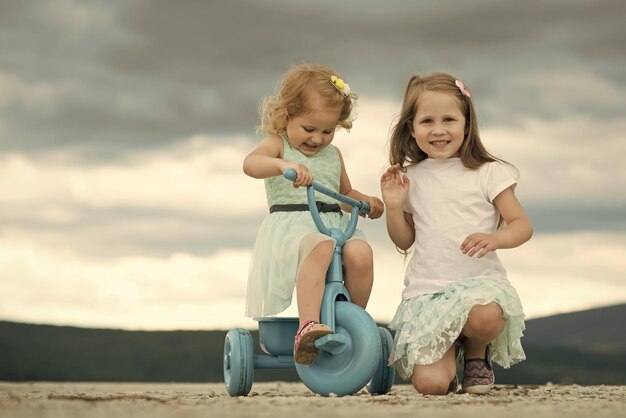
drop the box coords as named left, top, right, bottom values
left=295, top=302, right=381, bottom=396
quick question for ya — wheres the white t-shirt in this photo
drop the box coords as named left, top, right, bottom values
left=401, top=158, right=518, bottom=300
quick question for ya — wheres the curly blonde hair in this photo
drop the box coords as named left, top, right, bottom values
left=259, top=63, right=357, bottom=136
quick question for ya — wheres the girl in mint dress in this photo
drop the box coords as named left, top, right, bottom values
left=243, top=64, right=384, bottom=365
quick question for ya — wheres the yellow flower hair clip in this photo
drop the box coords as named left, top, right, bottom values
left=330, top=75, right=351, bottom=98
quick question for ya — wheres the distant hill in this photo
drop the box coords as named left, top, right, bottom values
left=522, top=304, right=626, bottom=353
left=1, top=304, right=625, bottom=385
left=0, top=321, right=297, bottom=383
left=498, top=304, right=626, bottom=385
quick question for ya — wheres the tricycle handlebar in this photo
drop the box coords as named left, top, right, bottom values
left=283, top=168, right=370, bottom=216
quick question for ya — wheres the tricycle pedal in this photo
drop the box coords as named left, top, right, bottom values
left=315, top=333, right=348, bottom=355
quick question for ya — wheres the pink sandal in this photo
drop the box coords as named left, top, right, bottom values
left=293, top=320, right=333, bottom=365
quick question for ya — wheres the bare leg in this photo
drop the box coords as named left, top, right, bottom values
left=411, top=345, right=457, bottom=395
left=342, top=240, right=374, bottom=309
left=296, top=240, right=333, bottom=328
left=462, top=302, right=505, bottom=358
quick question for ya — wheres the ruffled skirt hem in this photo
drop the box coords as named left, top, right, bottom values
left=388, top=276, right=526, bottom=380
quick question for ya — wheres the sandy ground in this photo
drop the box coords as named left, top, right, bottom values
left=1, top=382, right=624, bottom=418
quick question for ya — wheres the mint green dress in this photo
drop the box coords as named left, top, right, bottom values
left=245, top=137, right=367, bottom=317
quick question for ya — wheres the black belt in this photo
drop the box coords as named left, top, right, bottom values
left=269, top=201, right=342, bottom=214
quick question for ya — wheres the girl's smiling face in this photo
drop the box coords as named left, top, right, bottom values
left=410, top=90, right=466, bottom=159
left=286, top=94, right=342, bottom=156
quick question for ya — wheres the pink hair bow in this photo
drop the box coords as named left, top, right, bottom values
left=455, top=79, right=471, bottom=98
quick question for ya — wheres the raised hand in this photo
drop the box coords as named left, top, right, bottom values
left=380, top=164, right=410, bottom=210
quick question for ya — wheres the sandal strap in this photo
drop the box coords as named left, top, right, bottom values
left=296, top=320, right=319, bottom=338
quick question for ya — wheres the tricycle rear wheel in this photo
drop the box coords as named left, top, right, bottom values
left=223, top=328, right=254, bottom=396
left=366, top=326, right=395, bottom=394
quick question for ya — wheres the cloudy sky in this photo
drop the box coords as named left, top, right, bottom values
left=1, top=0, right=625, bottom=330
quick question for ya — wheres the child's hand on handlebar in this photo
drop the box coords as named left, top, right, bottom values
left=285, top=163, right=313, bottom=188
left=364, top=196, right=385, bottom=219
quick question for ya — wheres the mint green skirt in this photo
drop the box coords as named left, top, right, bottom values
left=388, top=276, right=526, bottom=380
left=245, top=210, right=366, bottom=318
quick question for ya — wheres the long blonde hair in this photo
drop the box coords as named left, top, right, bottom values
left=259, top=63, right=357, bottom=136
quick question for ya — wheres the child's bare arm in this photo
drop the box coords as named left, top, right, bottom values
left=380, top=164, right=415, bottom=250
left=461, top=187, right=533, bottom=257
left=243, top=135, right=312, bottom=187
left=336, top=149, right=385, bottom=219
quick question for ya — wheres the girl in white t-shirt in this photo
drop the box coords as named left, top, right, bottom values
left=380, top=72, right=533, bottom=395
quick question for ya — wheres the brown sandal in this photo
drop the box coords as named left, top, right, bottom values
left=293, top=321, right=333, bottom=365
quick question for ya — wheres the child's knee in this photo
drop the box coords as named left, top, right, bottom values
left=308, top=240, right=334, bottom=260
left=466, top=303, right=505, bottom=336
left=344, top=241, right=373, bottom=267
left=411, top=373, right=450, bottom=396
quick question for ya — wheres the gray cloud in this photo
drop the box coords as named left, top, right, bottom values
left=2, top=0, right=625, bottom=329
left=2, top=201, right=623, bottom=264
left=1, top=0, right=625, bottom=158
left=1, top=205, right=263, bottom=259
left=1, top=0, right=625, bottom=262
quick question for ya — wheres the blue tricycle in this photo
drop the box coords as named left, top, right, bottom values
left=223, top=168, right=395, bottom=396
